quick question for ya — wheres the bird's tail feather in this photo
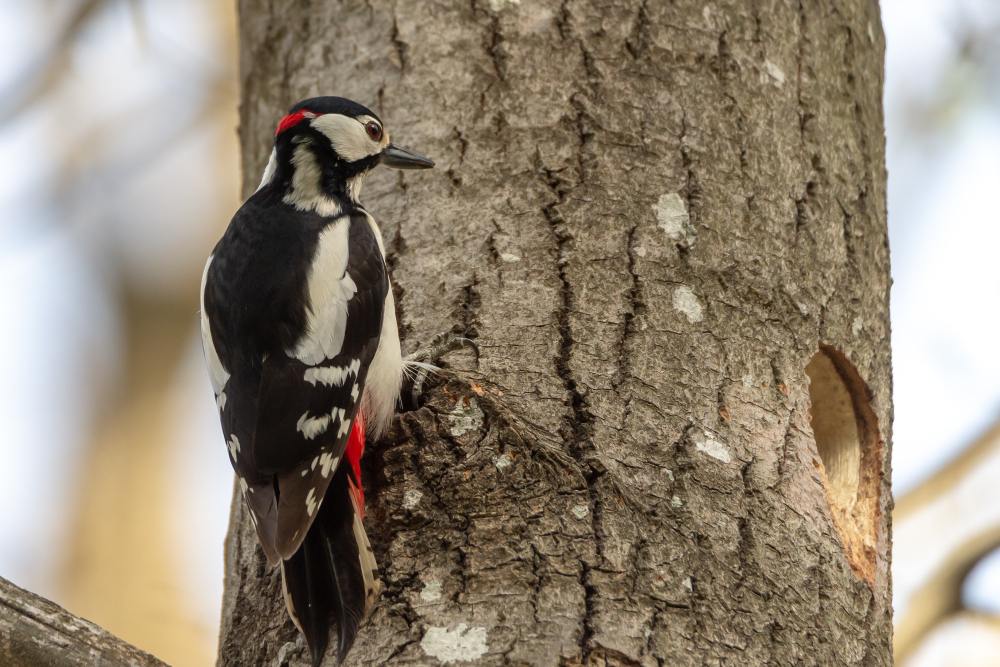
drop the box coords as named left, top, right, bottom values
left=280, top=465, right=378, bottom=665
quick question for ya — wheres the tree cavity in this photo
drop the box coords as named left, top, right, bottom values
left=805, top=345, right=882, bottom=584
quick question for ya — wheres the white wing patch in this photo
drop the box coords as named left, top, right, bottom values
left=305, top=487, right=319, bottom=517
left=296, top=406, right=350, bottom=441
left=304, top=358, right=361, bottom=386
left=200, top=256, right=231, bottom=397
left=319, top=451, right=340, bottom=478
left=228, top=434, right=241, bottom=460
left=290, top=220, right=359, bottom=364
left=256, top=148, right=277, bottom=191
left=296, top=412, right=332, bottom=440
left=338, top=414, right=353, bottom=439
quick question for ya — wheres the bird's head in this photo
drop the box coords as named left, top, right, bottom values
left=259, top=96, right=433, bottom=208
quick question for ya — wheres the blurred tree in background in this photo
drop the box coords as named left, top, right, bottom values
left=0, top=2, right=238, bottom=664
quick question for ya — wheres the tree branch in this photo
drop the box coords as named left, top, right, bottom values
left=0, top=576, right=165, bottom=667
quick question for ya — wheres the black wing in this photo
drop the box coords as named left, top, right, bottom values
left=203, top=208, right=387, bottom=563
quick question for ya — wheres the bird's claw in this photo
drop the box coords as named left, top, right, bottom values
left=405, top=332, right=477, bottom=365
left=402, top=332, right=478, bottom=408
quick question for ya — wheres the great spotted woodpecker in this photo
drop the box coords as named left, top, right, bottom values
left=199, top=96, right=433, bottom=665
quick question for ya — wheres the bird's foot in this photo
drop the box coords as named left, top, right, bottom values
left=401, top=332, right=478, bottom=409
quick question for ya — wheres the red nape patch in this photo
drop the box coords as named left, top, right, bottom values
left=274, top=109, right=315, bottom=136
left=346, top=413, right=367, bottom=512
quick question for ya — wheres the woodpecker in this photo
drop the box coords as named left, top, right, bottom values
left=199, top=96, right=433, bottom=665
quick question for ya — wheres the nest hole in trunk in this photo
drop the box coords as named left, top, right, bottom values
left=805, top=345, right=883, bottom=585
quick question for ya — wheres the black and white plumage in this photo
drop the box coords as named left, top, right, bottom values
left=199, top=97, right=433, bottom=665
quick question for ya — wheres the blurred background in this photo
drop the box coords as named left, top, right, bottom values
left=0, top=1, right=997, bottom=665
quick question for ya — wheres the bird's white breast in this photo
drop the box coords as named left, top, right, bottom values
left=360, top=213, right=403, bottom=437
left=364, top=285, right=403, bottom=438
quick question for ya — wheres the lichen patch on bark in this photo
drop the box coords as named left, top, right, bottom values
left=672, top=285, right=704, bottom=323
left=420, top=623, right=489, bottom=663
left=652, top=192, right=694, bottom=245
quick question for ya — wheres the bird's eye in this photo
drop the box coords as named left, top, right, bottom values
left=365, top=121, right=383, bottom=142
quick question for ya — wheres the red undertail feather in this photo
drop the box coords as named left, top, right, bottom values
left=345, top=413, right=366, bottom=514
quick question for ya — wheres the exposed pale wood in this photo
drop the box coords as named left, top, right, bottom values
left=0, top=576, right=165, bottom=667
left=222, top=1, right=893, bottom=664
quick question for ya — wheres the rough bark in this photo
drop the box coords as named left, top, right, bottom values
left=0, top=576, right=165, bottom=666
left=222, top=1, right=892, bottom=665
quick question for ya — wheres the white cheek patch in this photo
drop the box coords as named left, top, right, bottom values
left=310, top=114, right=382, bottom=162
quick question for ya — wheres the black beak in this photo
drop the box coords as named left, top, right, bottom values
left=381, top=144, right=435, bottom=170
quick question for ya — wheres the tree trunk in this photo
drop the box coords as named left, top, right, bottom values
left=221, top=1, right=892, bottom=665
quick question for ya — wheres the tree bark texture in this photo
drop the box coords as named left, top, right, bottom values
left=222, top=1, right=892, bottom=665
left=0, top=576, right=165, bottom=666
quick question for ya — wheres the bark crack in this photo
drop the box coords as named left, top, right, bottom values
left=540, top=161, right=604, bottom=660
left=624, top=0, right=650, bottom=60
left=458, top=275, right=482, bottom=364
left=390, top=12, right=409, bottom=72
left=679, top=112, right=701, bottom=240
left=615, top=223, right=642, bottom=390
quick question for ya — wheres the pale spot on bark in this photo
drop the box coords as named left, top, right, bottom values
left=672, top=285, right=704, bottom=323
left=694, top=431, right=732, bottom=463
left=764, top=60, right=786, bottom=85
left=494, top=453, right=513, bottom=471
left=671, top=495, right=683, bottom=508
left=275, top=641, right=298, bottom=666
left=651, top=192, right=693, bottom=245
left=403, top=489, right=423, bottom=510
left=852, top=316, right=863, bottom=336
left=420, top=579, right=443, bottom=602
left=500, top=252, right=521, bottom=262
left=421, top=623, right=489, bottom=663
left=683, top=577, right=693, bottom=592
left=571, top=504, right=589, bottom=519
left=488, top=0, right=519, bottom=11
left=448, top=398, right=484, bottom=436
